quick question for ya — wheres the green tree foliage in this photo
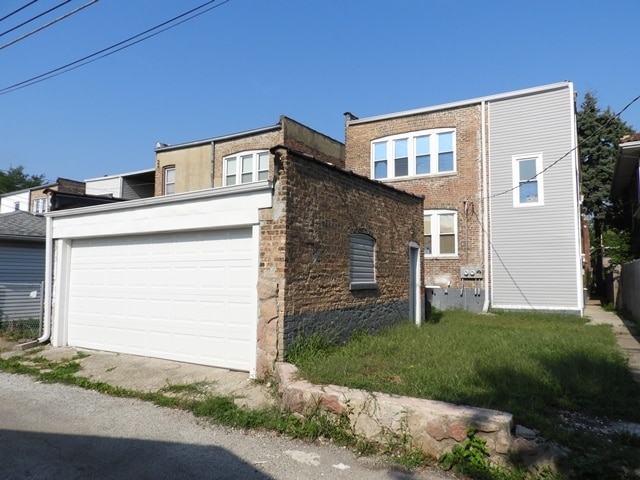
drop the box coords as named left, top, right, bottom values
left=577, top=92, right=634, bottom=230
left=577, top=92, right=635, bottom=291
left=0, top=165, right=46, bottom=194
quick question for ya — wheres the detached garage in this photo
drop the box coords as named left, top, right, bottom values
left=47, top=183, right=272, bottom=376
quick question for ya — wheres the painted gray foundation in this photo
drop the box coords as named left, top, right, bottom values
left=426, top=288, right=485, bottom=314
left=283, top=299, right=410, bottom=351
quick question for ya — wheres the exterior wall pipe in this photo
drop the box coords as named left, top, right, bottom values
left=38, top=215, right=53, bottom=343
left=481, top=100, right=490, bottom=313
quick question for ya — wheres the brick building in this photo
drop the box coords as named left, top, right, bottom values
left=345, top=82, right=585, bottom=314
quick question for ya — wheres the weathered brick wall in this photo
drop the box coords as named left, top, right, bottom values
left=255, top=146, right=423, bottom=374
left=345, top=105, right=487, bottom=310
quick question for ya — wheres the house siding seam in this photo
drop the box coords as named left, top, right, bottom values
left=488, top=86, right=582, bottom=311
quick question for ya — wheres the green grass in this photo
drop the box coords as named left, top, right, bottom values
left=288, top=309, right=640, bottom=479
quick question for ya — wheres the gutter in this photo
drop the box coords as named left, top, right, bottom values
left=481, top=100, right=490, bottom=313
left=38, top=215, right=53, bottom=343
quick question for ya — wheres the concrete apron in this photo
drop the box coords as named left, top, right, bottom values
left=6, top=346, right=274, bottom=410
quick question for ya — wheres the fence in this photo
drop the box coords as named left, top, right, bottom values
left=0, top=282, right=43, bottom=337
left=618, top=259, right=640, bottom=323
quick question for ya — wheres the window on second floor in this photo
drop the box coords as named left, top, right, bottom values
left=33, top=198, right=48, bottom=214
left=513, top=154, right=543, bottom=207
left=372, top=129, right=456, bottom=180
left=424, top=210, right=457, bottom=257
left=224, top=150, right=269, bottom=186
left=164, top=166, right=175, bottom=195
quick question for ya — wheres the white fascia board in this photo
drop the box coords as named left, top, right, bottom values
left=348, top=82, right=572, bottom=126
left=49, top=181, right=273, bottom=239
left=84, top=167, right=155, bottom=182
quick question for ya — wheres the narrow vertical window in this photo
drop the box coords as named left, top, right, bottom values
left=394, top=138, right=409, bottom=177
left=226, top=157, right=237, bottom=185
left=513, top=154, right=543, bottom=206
left=373, top=142, right=387, bottom=179
left=257, top=152, right=269, bottom=181
left=415, top=135, right=431, bottom=175
left=438, top=131, right=454, bottom=172
left=164, top=167, right=175, bottom=195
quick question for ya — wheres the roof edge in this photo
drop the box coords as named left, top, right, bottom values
left=347, top=81, right=573, bottom=126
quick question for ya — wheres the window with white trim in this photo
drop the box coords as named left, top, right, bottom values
left=372, top=129, right=455, bottom=180
left=350, top=233, right=376, bottom=289
left=33, top=197, right=48, bottom=214
left=224, top=150, right=269, bottom=186
left=513, top=154, right=543, bottom=206
left=424, top=210, right=457, bottom=256
left=164, top=166, right=175, bottom=195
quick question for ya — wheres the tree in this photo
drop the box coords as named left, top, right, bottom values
left=577, top=92, right=635, bottom=295
left=0, top=165, right=46, bottom=194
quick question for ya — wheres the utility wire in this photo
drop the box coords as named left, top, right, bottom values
left=0, top=0, right=99, bottom=52
left=0, top=0, right=71, bottom=38
left=0, top=0, right=230, bottom=96
left=0, top=1, right=40, bottom=24
left=486, top=92, right=640, bottom=201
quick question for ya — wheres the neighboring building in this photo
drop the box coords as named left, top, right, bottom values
left=611, top=133, right=640, bottom=257
left=45, top=144, right=423, bottom=378
left=0, top=178, right=85, bottom=215
left=85, top=168, right=155, bottom=200
left=344, top=82, right=584, bottom=315
left=0, top=210, right=46, bottom=324
left=154, top=116, right=345, bottom=196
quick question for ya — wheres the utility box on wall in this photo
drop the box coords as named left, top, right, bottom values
left=460, top=266, right=483, bottom=279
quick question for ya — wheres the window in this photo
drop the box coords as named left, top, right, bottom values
left=13, top=201, right=20, bottom=211
left=424, top=210, right=457, bottom=256
left=371, top=129, right=456, bottom=180
left=163, top=167, right=175, bottom=195
left=34, top=198, right=48, bottom=214
left=224, top=150, right=269, bottom=186
left=513, top=154, right=543, bottom=206
left=350, top=234, right=376, bottom=289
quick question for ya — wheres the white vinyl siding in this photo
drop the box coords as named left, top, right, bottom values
left=371, top=129, right=456, bottom=180
left=488, top=85, right=582, bottom=312
left=350, top=234, right=376, bottom=289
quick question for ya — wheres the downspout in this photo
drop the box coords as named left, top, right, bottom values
left=38, top=215, right=53, bottom=343
left=210, top=141, right=215, bottom=187
left=481, top=100, right=490, bottom=312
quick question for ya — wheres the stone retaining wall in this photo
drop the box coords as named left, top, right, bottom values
left=276, top=362, right=513, bottom=459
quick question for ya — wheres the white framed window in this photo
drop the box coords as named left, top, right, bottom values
left=224, top=150, right=269, bottom=186
left=371, top=129, right=456, bottom=180
left=513, top=154, right=543, bottom=207
left=424, top=210, right=457, bottom=257
left=33, top=197, right=48, bottom=214
left=164, top=166, right=175, bottom=195
left=350, top=233, right=376, bottom=289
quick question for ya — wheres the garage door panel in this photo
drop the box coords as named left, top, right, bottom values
left=67, top=228, right=256, bottom=371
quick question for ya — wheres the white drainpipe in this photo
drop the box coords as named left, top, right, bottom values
left=481, top=100, right=490, bottom=313
left=38, top=215, right=53, bottom=343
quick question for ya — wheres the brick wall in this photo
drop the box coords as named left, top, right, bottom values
left=256, top=146, right=423, bottom=376
left=345, top=105, right=487, bottom=310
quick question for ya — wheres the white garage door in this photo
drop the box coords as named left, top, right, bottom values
left=66, top=228, right=257, bottom=371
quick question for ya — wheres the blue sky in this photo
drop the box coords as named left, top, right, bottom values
left=1, top=0, right=638, bottom=184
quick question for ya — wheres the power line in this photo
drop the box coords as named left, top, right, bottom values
left=0, top=0, right=71, bottom=38
left=0, top=1, right=40, bottom=24
left=0, top=0, right=99, bottom=52
left=0, top=0, right=231, bottom=96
